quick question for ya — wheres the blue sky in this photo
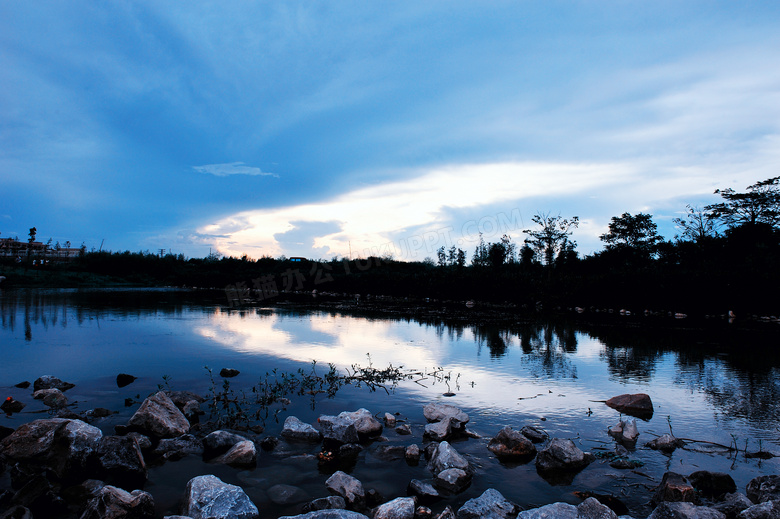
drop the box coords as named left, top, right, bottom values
left=2, top=2, right=779, bottom=260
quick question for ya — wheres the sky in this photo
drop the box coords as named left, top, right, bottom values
left=2, top=2, right=779, bottom=261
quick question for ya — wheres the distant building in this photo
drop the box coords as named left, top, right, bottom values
left=0, top=238, right=81, bottom=261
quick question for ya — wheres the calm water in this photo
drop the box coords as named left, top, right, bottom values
left=1, top=288, right=779, bottom=518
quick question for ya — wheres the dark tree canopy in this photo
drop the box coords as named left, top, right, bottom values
left=523, top=212, right=579, bottom=266
left=599, top=212, right=662, bottom=254
left=705, top=176, right=780, bottom=229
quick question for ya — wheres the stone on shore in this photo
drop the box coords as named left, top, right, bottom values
left=211, top=440, right=257, bottom=467
left=281, top=416, right=322, bottom=442
left=202, top=430, right=250, bottom=459
left=152, top=434, right=204, bottom=460
left=318, top=415, right=360, bottom=446
left=95, top=435, right=148, bottom=489
left=302, top=496, right=347, bottom=512
left=647, top=502, right=726, bottom=519
left=183, top=475, right=259, bottom=519
left=338, top=409, right=383, bottom=440
left=518, top=502, right=578, bottom=519
left=423, top=403, right=469, bottom=428
left=487, top=426, right=537, bottom=460
left=405, top=444, right=421, bottom=464
left=279, top=511, right=369, bottom=519
left=605, top=393, right=654, bottom=419
left=433, top=468, right=471, bottom=494
left=747, top=476, right=780, bottom=504
left=520, top=425, right=549, bottom=443
left=372, top=496, right=416, bottom=519
left=736, top=500, right=780, bottom=519
left=688, top=472, right=737, bottom=499
left=647, top=435, right=685, bottom=452
left=267, top=484, right=310, bottom=506
left=535, top=438, right=594, bottom=472
left=427, top=441, right=470, bottom=476
left=325, top=471, right=365, bottom=510
left=127, top=391, right=190, bottom=439
left=80, top=485, right=155, bottom=519
left=33, top=375, right=75, bottom=392
left=384, top=413, right=397, bottom=426
left=32, top=388, right=68, bottom=408
left=457, top=488, right=520, bottom=519
left=407, top=480, right=440, bottom=503
left=713, top=493, right=754, bottom=519
left=424, top=418, right=457, bottom=441
left=609, top=418, right=639, bottom=443
left=653, top=472, right=697, bottom=505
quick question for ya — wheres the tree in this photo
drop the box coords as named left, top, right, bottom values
left=472, top=233, right=489, bottom=267
left=599, top=212, right=662, bottom=256
left=436, top=246, right=447, bottom=267
left=673, top=205, right=720, bottom=243
left=705, top=176, right=780, bottom=229
left=523, top=212, right=579, bottom=266
left=27, top=227, right=37, bottom=259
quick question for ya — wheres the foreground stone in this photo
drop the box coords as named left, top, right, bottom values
left=33, top=375, right=75, bottom=392
left=747, top=476, right=780, bottom=504
left=81, top=485, right=154, bottom=519
left=152, top=434, right=204, bottom=460
left=653, top=473, right=697, bottom=505
left=520, top=426, right=549, bottom=443
left=32, top=388, right=68, bottom=408
left=127, top=392, right=190, bottom=439
left=457, top=488, right=520, bottom=519
left=202, top=430, right=250, bottom=459
left=647, top=501, right=725, bottom=519
left=408, top=480, right=440, bottom=503
left=1, top=397, right=26, bottom=414
left=95, top=435, right=147, bottom=489
left=423, top=403, right=469, bottom=428
left=279, top=511, right=369, bottom=519
left=267, top=484, right=310, bottom=505
left=183, top=475, right=259, bottom=519
left=318, top=415, right=360, bottom=446
left=517, top=497, right=618, bottom=519
left=302, top=496, right=348, bottom=512
left=605, top=393, right=654, bottom=419
left=648, top=435, right=685, bottom=453
left=281, top=416, right=323, bottom=442
left=325, top=471, right=365, bottom=510
left=713, top=493, right=754, bottom=518
left=535, top=438, right=594, bottom=472
left=211, top=440, right=257, bottom=467
left=434, top=468, right=471, bottom=494
left=736, top=500, right=780, bottom=519
left=338, top=409, right=383, bottom=440
left=487, top=426, right=537, bottom=460
left=688, top=471, right=737, bottom=499
left=372, top=496, right=416, bottom=519
left=609, top=418, right=639, bottom=443
left=427, top=441, right=471, bottom=476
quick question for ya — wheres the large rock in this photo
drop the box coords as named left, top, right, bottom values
left=202, top=430, right=249, bottom=459
left=487, top=427, right=537, bottom=461
left=408, top=480, right=440, bottom=503
left=211, top=440, right=257, bottom=467
left=535, top=438, right=594, bottom=472
left=183, top=475, right=259, bottom=519
left=302, top=496, right=347, bottom=512
left=153, top=434, right=204, bottom=460
left=427, top=441, right=470, bottom=476
left=325, top=471, right=365, bottom=510
left=267, top=484, right=310, bottom=506
left=339, top=409, right=383, bottom=440
left=647, top=502, right=725, bottom=519
left=518, top=502, right=578, bottom=519
left=653, top=473, right=697, bottom=505
left=0, top=418, right=102, bottom=480
left=281, top=416, right=322, bottom=442
left=457, top=488, right=520, bottom=519
left=95, top=435, right=147, bottom=489
left=372, top=497, right=416, bottom=519
left=127, top=392, right=190, bottom=439
left=605, top=394, right=654, bottom=419
left=577, top=497, right=620, bottom=519
left=423, top=404, right=469, bottom=428
left=713, top=493, right=754, bottom=519
left=318, top=415, right=360, bottom=446
left=278, top=511, right=369, bottom=519
left=80, top=485, right=155, bottom=519
left=424, top=419, right=457, bottom=441
left=32, top=388, right=68, bottom=408
left=648, top=435, right=685, bottom=452
left=737, top=500, right=780, bottom=519
left=747, top=477, right=780, bottom=504
left=433, top=468, right=471, bottom=494
left=689, top=472, right=737, bottom=499
left=33, top=375, right=75, bottom=392
left=520, top=426, right=549, bottom=444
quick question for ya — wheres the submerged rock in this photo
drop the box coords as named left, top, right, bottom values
left=520, top=425, right=549, bottom=443
left=202, top=430, right=250, bottom=459
left=153, top=434, right=204, bottom=460
left=127, top=391, right=190, bottom=439
left=267, top=484, right=310, bottom=505
left=95, top=435, right=147, bottom=489
left=372, top=497, right=416, bottom=519
left=647, top=435, right=685, bottom=453
left=1, top=397, right=25, bottom=414
left=487, top=426, right=537, bottom=461
left=688, top=471, right=737, bottom=499
left=408, top=480, right=440, bottom=503
left=302, top=496, right=347, bottom=512
left=211, top=440, right=257, bottom=467
left=32, top=388, right=68, bottom=408
left=535, top=438, right=594, bottom=473
left=279, top=511, right=369, bottom=519
left=747, top=476, right=780, bottom=504
left=605, top=393, right=654, bottom=419
left=116, top=374, right=137, bottom=388
left=653, top=472, right=697, bottom=505
left=33, top=375, right=75, bottom=392
left=434, top=468, right=471, bottom=494
left=647, top=501, right=725, bottom=519
left=183, top=475, right=259, bottom=519
left=81, top=486, right=154, bottom=519
left=325, top=471, right=365, bottom=510
left=281, top=416, right=322, bottom=443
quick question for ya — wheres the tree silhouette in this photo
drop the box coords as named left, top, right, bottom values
left=523, top=212, right=579, bottom=266
left=706, top=176, right=780, bottom=229
left=600, top=212, right=662, bottom=257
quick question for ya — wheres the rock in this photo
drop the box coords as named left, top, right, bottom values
left=267, top=484, right=309, bottom=505
left=373, top=497, right=416, bottom=519
left=373, top=445, right=406, bottom=461
left=80, top=485, right=155, bottom=519
left=433, top=506, right=456, bottom=519
left=203, top=430, right=249, bottom=459
left=427, top=441, right=470, bottom=476
left=736, top=500, right=780, bottom=519
left=487, top=426, right=537, bottom=460
left=423, top=403, right=469, bottom=428
left=260, top=436, right=279, bottom=451
left=339, top=443, right=363, bottom=460
left=384, top=413, right=397, bottom=426
left=319, top=414, right=360, bottom=446
left=520, top=425, right=549, bottom=443
left=605, top=394, right=654, bottom=419
left=395, top=424, right=412, bottom=435
left=278, top=511, right=369, bottom=519
left=0, top=418, right=102, bottom=481
left=405, top=444, right=421, bottom=463
left=95, top=435, right=147, bottom=489
left=518, top=502, right=578, bottom=519
left=609, top=419, right=639, bottom=443
left=325, top=471, right=365, bottom=510
left=116, top=374, right=137, bottom=388
left=747, top=477, right=780, bottom=504
left=32, top=388, right=68, bottom=408
left=713, top=493, right=754, bottom=519
left=219, top=368, right=240, bottom=377
left=183, top=475, right=259, bottom=519
left=281, top=416, right=322, bottom=442
left=0, top=425, right=14, bottom=441
left=653, top=473, right=697, bottom=505
left=535, top=438, right=594, bottom=472
left=10, top=474, right=68, bottom=517
left=457, top=488, right=520, bottom=519
left=415, top=506, right=432, bottom=519
left=1, top=397, right=25, bottom=414
left=211, top=440, right=257, bottom=466
left=689, top=472, right=737, bottom=499
left=302, top=496, right=347, bottom=512
left=647, top=502, right=726, bottom=519
left=87, top=407, right=115, bottom=419
left=577, top=497, right=620, bottom=519
left=434, top=468, right=471, bottom=494
left=127, top=391, right=190, bottom=439
left=424, top=419, right=456, bottom=441
left=338, top=409, right=383, bottom=440
left=0, top=506, right=33, bottom=519
left=33, top=375, right=75, bottom=392
left=14, top=381, right=31, bottom=389
left=182, top=401, right=203, bottom=423
left=408, top=480, right=440, bottom=503
left=610, top=458, right=643, bottom=470
left=152, top=434, right=204, bottom=460
left=648, top=435, right=684, bottom=452
left=164, top=391, right=206, bottom=408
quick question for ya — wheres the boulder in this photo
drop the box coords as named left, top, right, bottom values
left=0, top=425, right=14, bottom=441
left=33, top=375, right=75, bottom=392
left=648, top=435, right=685, bottom=452
left=127, top=391, right=190, bottom=439
left=518, top=502, right=578, bottom=519
left=318, top=415, right=360, bottom=446
left=152, top=434, right=203, bottom=460
left=457, top=488, right=520, bottom=519
left=422, top=403, right=469, bottom=428
left=407, top=480, right=440, bottom=503
left=373, top=445, right=407, bottom=461
left=1, top=397, right=25, bottom=414
left=0, top=506, right=33, bottom=519
left=424, top=419, right=456, bottom=441
left=80, top=485, right=155, bottom=519
left=395, top=424, right=412, bottom=435
left=647, top=502, right=726, bottom=519
left=302, top=496, right=347, bottom=512
left=219, top=368, right=240, bottom=378
left=9, top=474, right=68, bottom=517
left=281, top=416, right=322, bottom=442
left=372, top=497, right=416, bottom=519
left=0, top=418, right=102, bottom=480
left=747, top=476, right=780, bottom=504
left=405, top=444, right=421, bottom=464
left=278, top=511, right=369, bottom=519
left=116, top=374, right=137, bottom=388
left=535, top=438, right=594, bottom=472
left=267, top=484, right=310, bottom=505
left=605, top=394, right=653, bottom=419
left=653, top=473, right=697, bottom=505
left=384, top=413, right=397, bottom=426
left=182, top=401, right=203, bottom=423
left=95, top=435, right=147, bottom=489
left=609, top=419, right=639, bottom=443
left=203, top=430, right=249, bottom=459
left=577, top=497, right=620, bottom=519
left=165, top=391, right=207, bottom=408
left=211, top=440, right=257, bottom=467
left=183, top=475, right=259, bottom=519
left=433, top=506, right=456, bottom=519
left=736, top=500, right=780, bottom=519
left=325, top=471, right=365, bottom=510
left=487, top=427, right=537, bottom=460
left=426, top=441, right=470, bottom=476
left=713, top=493, right=754, bottom=519
left=32, top=388, right=68, bottom=408
left=433, top=468, right=471, bottom=494
left=688, top=472, right=737, bottom=499
left=338, top=409, right=383, bottom=440
left=520, top=425, right=549, bottom=443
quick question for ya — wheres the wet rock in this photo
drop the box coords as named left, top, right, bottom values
left=384, top=413, right=397, bottom=427
left=520, top=425, right=549, bottom=443
left=434, top=468, right=471, bottom=494
left=457, top=488, right=520, bottom=519
left=81, top=485, right=155, bottom=519
left=339, top=443, right=363, bottom=460
left=116, top=374, right=137, bottom=388
left=302, top=496, right=347, bottom=512
left=423, top=442, right=438, bottom=461
left=405, top=444, right=421, bottom=464
left=605, top=393, right=654, bottom=419
left=372, top=497, right=416, bottom=519
left=647, top=502, right=725, bottom=519
left=33, top=375, right=75, bottom=392
left=1, top=397, right=26, bottom=414
left=281, top=416, right=322, bottom=442
left=577, top=497, right=620, bottom=519
left=373, top=445, right=406, bottom=461
left=653, top=472, right=697, bottom=505
left=487, top=426, right=537, bottom=461
left=32, top=388, right=68, bottom=408
left=713, top=493, right=754, bottom=519
left=164, top=391, right=206, bottom=408
left=407, top=480, right=440, bottom=503
left=86, top=408, right=115, bottom=419
left=422, top=403, right=469, bottom=428
left=267, top=484, right=310, bottom=505
left=0, top=425, right=14, bottom=441
left=182, top=401, right=202, bottom=423
left=609, top=418, right=639, bottom=444
left=736, top=500, right=780, bottom=519
left=689, top=472, right=737, bottom=499
left=747, top=476, right=780, bottom=504
left=318, top=414, right=360, bottom=446
left=14, top=381, right=31, bottom=389
left=0, top=418, right=102, bottom=481
left=432, top=506, right=456, bottom=519
left=518, top=502, right=578, bottom=519
left=95, top=435, right=147, bottom=489
left=211, top=440, right=257, bottom=467
left=60, top=479, right=105, bottom=509
left=279, top=511, right=369, bottom=519
left=10, top=474, right=68, bottom=517
left=127, top=391, right=190, bottom=439
left=325, top=471, right=365, bottom=510
left=395, top=424, right=412, bottom=435
left=219, top=368, right=240, bottom=378
left=609, top=458, right=643, bottom=470
left=415, top=506, right=432, bottom=519
left=365, top=488, right=385, bottom=509
left=152, top=434, right=204, bottom=460
left=427, top=441, right=470, bottom=476
left=126, top=432, right=152, bottom=451
left=338, top=409, right=383, bottom=440
left=260, top=436, right=279, bottom=451
left=0, top=506, right=33, bottom=519
left=183, top=475, right=259, bottom=519
left=648, top=435, right=685, bottom=453
left=203, top=430, right=249, bottom=459
left=535, top=438, right=594, bottom=473
left=424, top=418, right=457, bottom=442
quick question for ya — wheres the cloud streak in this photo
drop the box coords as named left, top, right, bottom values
left=193, top=162, right=277, bottom=178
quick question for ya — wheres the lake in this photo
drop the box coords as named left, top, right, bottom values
left=1, top=288, right=779, bottom=518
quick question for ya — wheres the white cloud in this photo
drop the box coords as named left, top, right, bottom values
left=193, top=162, right=278, bottom=177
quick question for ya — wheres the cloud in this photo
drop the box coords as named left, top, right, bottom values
left=193, top=162, right=278, bottom=178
